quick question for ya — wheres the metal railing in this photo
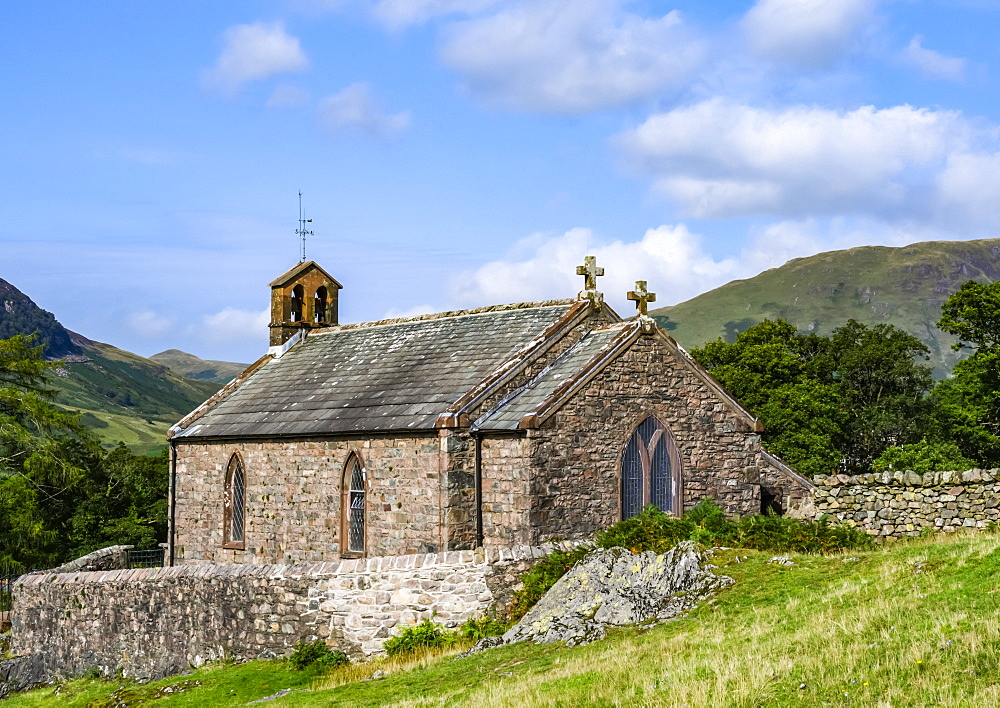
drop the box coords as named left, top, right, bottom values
left=125, top=548, right=165, bottom=568
left=1, top=573, right=20, bottom=613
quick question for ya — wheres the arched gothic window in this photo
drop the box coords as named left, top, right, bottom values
left=342, top=455, right=366, bottom=555
left=290, top=284, right=304, bottom=322
left=621, top=416, right=680, bottom=519
left=223, top=453, right=246, bottom=547
left=314, top=286, right=328, bottom=323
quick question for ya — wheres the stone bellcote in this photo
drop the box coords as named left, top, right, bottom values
left=268, top=261, right=343, bottom=347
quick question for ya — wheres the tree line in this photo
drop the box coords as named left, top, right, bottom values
left=0, top=335, right=166, bottom=573
left=689, top=280, right=1000, bottom=477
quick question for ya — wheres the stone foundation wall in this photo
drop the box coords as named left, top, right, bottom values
left=813, top=469, right=1000, bottom=536
left=4, top=543, right=568, bottom=689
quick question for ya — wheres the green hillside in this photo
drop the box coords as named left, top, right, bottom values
left=0, top=277, right=221, bottom=450
left=652, top=238, right=1000, bottom=377
left=8, top=532, right=1000, bottom=706
left=50, top=339, right=221, bottom=451
left=149, top=349, right=248, bottom=385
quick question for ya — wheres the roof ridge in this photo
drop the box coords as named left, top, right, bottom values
left=315, top=299, right=576, bottom=333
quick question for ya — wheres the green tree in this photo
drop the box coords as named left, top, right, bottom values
left=0, top=335, right=92, bottom=571
left=0, top=334, right=170, bottom=572
left=934, top=281, right=1000, bottom=466
left=827, top=320, right=933, bottom=470
left=938, top=280, right=1000, bottom=351
left=691, top=320, right=847, bottom=477
left=691, top=318, right=935, bottom=476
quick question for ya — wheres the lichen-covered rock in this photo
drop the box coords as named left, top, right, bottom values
left=0, top=653, right=49, bottom=699
left=499, top=542, right=732, bottom=649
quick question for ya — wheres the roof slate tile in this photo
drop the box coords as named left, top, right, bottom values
left=175, top=303, right=573, bottom=438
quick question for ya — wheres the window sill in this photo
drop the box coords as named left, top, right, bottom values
left=221, top=542, right=246, bottom=550
left=340, top=551, right=365, bottom=559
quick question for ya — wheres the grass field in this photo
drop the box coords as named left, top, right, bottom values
left=57, top=404, right=172, bottom=455
left=7, top=531, right=1000, bottom=707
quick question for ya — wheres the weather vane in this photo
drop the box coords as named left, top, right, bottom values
left=296, top=191, right=313, bottom=263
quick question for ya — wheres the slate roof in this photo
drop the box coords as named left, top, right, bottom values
left=173, top=301, right=576, bottom=438
left=475, top=324, right=628, bottom=431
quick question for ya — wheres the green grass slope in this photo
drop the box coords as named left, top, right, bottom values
left=652, top=238, right=1000, bottom=377
left=51, top=338, right=221, bottom=450
left=9, top=532, right=1000, bottom=707
left=149, top=349, right=248, bottom=385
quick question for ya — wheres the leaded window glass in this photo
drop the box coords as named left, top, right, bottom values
left=225, top=454, right=246, bottom=545
left=621, top=417, right=677, bottom=519
left=347, top=458, right=365, bottom=553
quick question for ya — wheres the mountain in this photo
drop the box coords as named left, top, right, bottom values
left=149, top=349, right=248, bottom=385
left=0, top=279, right=222, bottom=453
left=0, top=278, right=80, bottom=359
left=651, top=238, right=1000, bottom=377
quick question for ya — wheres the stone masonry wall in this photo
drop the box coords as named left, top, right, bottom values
left=6, top=544, right=568, bottom=688
left=513, top=333, right=811, bottom=543
left=173, top=433, right=445, bottom=564
left=813, top=469, right=1000, bottom=537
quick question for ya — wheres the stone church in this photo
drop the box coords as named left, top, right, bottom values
left=167, top=258, right=812, bottom=565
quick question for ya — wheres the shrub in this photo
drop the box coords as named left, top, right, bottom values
left=872, top=440, right=977, bottom=474
left=508, top=499, right=875, bottom=621
left=734, top=513, right=875, bottom=554
left=458, top=615, right=507, bottom=641
left=383, top=619, right=458, bottom=657
left=287, top=639, right=349, bottom=670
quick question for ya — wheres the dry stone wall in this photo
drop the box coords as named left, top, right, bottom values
left=813, top=469, right=1000, bottom=536
left=5, top=544, right=567, bottom=688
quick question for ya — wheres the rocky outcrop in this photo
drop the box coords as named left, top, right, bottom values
left=474, top=542, right=732, bottom=652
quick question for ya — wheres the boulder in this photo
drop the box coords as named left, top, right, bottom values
left=478, top=542, right=732, bottom=651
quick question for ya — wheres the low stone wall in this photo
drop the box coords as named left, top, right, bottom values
left=4, top=543, right=569, bottom=689
left=47, top=545, right=134, bottom=573
left=813, top=468, right=1000, bottom=537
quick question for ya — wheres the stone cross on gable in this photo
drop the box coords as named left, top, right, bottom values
left=627, top=280, right=656, bottom=316
left=576, top=255, right=605, bottom=309
left=628, top=280, right=657, bottom=333
left=576, top=255, right=604, bottom=291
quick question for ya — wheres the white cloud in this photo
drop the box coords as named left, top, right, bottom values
left=742, top=0, right=875, bottom=69
left=439, top=0, right=704, bottom=114
left=267, top=84, right=310, bottom=107
left=450, top=215, right=963, bottom=314
left=202, top=22, right=308, bottom=96
left=318, top=83, right=412, bottom=139
left=936, top=151, right=1000, bottom=228
left=127, top=311, right=175, bottom=339
left=617, top=99, right=977, bottom=221
left=200, top=307, right=270, bottom=344
left=372, top=0, right=504, bottom=30
left=900, top=35, right=966, bottom=82
left=451, top=225, right=743, bottom=310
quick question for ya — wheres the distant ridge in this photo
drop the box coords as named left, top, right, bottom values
left=0, top=278, right=221, bottom=452
left=651, top=238, right=1000, bottom=377
left=150, top=349, right=248, bottom=385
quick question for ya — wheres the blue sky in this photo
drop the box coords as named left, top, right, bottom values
left=2, top=0, right=999, bottom=363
